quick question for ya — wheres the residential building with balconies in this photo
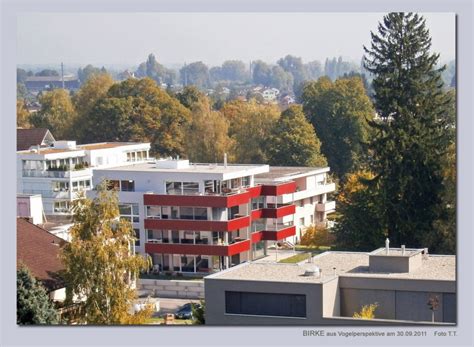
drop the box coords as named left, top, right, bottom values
left=17, top=140, right=150, bottom=217
left=255, top=166, right=336, bottom=244
left=89, top=158, right=301, bottom=274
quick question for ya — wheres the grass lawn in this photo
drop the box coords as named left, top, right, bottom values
left=278, top=247, right=331, bottom=264
left=145, top=317, right=195, bottom=325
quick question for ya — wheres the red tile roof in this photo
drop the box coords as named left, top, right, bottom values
left=17, top=128, right=55, bottom=151
left=17, top=218, right=66, bottom=291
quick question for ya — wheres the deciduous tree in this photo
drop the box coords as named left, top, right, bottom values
left=267, top=105, right=327, bottom=167
left=61, top=182, right=152, bottom=325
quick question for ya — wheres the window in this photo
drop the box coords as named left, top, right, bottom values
left=310, top=197, right=314, bottom=205
left=119, top=203, right=139, bottom=223
left=242, top=176, right=251, bottom=187
left=52, top=181, right=69, bottom=192
left=146, top=206, right=161, bottom=219
left=54, top=201, right=70, bottom=213
left=194, top=207, right=208, bottom=220
left=299, top=200, right=304, bottom=207
left=225, top=291, right=306, bottom=318
left=134, top=229, right=140, bottom=246
left=182, top=182, right=199, bottom=194
left=180, top=207, right=194, bottom=220
left=121, top=180, right=135, bottom=192
left=299, top=217, right=305, bottom=226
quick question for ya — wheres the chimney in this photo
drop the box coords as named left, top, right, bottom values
left=385, top=238, right=390, bottom=255
left=224, top=153, right=227, bottom=168
left=401, top=245, right=406, bottom=255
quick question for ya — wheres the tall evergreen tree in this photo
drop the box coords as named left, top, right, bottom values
left=17, top=266, right=59, bottom=325
left=361, top=12, right=454, bottom=250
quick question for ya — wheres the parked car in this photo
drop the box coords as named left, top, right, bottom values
left=175, top=303, right=201, bottom=319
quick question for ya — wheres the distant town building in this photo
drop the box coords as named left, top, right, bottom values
left=17, top=128, right=55, bottom=151
left=205, top=244, right=456, bottom=325
left=261, top=88, right=280, bottom=102
left=24, top=75, right=80, bottom=92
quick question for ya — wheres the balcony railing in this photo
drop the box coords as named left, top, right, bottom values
left=316, top=200, right=336, bottom=212
left=22, top=188, right=90, bottom=199
left=144, top=239, right=251, bottom=256
left=22, top=168, right=91, bottom=178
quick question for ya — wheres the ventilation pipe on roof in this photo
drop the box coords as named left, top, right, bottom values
left=224, top=153, right=227, bottom=168
left=385, top=238, right=390, bottom=255
left=401, top=245, right=406, bottom=255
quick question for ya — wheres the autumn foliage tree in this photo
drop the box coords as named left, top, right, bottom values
left=61, top=181, right=152, bottom=324
left=300, top=225, right=335, bottom=248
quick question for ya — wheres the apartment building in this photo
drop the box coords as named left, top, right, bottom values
left=255, top=166, right=336, bottom=244
left=205, top=243, right=456, bottom=325
left=90, top=158, right=305, bottom=273
left=17, top=140, right=150, bottom=216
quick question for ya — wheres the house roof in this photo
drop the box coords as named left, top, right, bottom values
left=17, top=128, right=55, bottom=151
left=17, top=218, right=66, bottom=291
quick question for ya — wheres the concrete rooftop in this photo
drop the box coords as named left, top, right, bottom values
left=212, top=251, right=455, bottom=283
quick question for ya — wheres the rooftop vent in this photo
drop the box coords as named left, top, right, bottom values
left=303, top=266, right=321, bottom=278
left=155, top=158, right=190, bottom=169
left=53, top=141, right=77, bottom=150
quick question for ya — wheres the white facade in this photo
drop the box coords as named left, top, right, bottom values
left=17, top=141, right=151, bottom=216
left=90, top=159, right=270, bottom=256
left=255, top=167, right=336, bottom=244
left=17, top=194, right=44, bottom=225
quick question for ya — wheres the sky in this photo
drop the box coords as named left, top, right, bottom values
left=17, top=12, right=455, bottom=69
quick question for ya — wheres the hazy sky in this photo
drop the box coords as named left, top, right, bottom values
left=17, top=12, right=455, bottom=68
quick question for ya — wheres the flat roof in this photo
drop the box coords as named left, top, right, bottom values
left=255, top=166, right=329, bottom=182
left=17, top=142, right=149, bottom=155
left=96, top=161, right=269, bottom=175
left=211, top=251, right=455, bottom=283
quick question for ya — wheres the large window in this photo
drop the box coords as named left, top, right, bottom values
left=225, top=291, right=306, bottom=318
left=121, top=180, right=135, bottom=192
left=166, top=181, right=199, bottom=195
left=52, top=181, right=69, bottom=192
left=54, top=201, right=70, bottom=213
left=119, top=203, right=139, bottom=223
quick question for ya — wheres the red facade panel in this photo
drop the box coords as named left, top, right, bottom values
left=251, top=231, right=264, bottom=243
left=261, top=204, right=296, bottom=219
left=144, top=191, right=250, bottom=208
left=260, top=181, right=297, bottom=196
left=144, top=216, right=250, bottom=232
left=251, top=209, right=263, bottom=219
left=261, top=226, right=296, bottom=241
left=144, top=240, right=251, bottom=256
left=246, top=185, right=262, bottom=198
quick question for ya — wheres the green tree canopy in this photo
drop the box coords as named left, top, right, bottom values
left=354, top=12, right=454, bottom=251
left=301, top=76, right=374, bottom=179
left=77, top=64, right=107, bottom=83
left=79, top=78, right=191, bottom=156
left=180, top=61, right=210, bottom=89
left=30, top=89, right=77, bottom=139
left=72, top=73, right=115, bottom=141
left=221, top=99, right=280, bottom=163
left=267, top=105, right=327, bottom=167
left=17, top=266, right=59, bottom=325
left=61, top=182, right=152, bottom=324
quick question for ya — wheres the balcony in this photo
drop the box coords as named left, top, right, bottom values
left=260, top=222, right=296, bottom=241
left=260, top=181, right=297, bottom=196
left=22, top=168, right=91, bottom=179
left=144, top=215, right=250, bottom=232
left=315, top=200, right=336, bottom=213
left=279, top=182, right=336, bottom=204
left=22, top=188, right=90, bottom=199
left=261, top=203, right=296, bottom=218
left=144, top=190, right=251, bottom=208
left=144, top=239, right=251, bottom=256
